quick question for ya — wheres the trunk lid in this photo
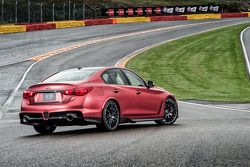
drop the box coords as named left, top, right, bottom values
left=27, top=82, right=79, bottom=104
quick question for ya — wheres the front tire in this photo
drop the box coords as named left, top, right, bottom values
left=96, top=100, right=120, bottom=131
left=33, top=125, right=56, bottom=135
left=155, top=98, right=178, bottom=125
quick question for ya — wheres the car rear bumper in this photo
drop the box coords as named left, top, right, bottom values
left=19, top=111, right=101, bottom=126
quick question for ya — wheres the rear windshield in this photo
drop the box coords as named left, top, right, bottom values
left=42, top=68, right=99, bottom=83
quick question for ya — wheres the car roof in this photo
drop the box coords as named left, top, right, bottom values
left=60, top=66, right=129, bottom=73
left=62, top=67, right=106, bottom=72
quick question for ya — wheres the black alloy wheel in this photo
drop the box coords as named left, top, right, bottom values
left=96, top=100, right=120, bottom=131
left=155, top=98, right=178, bottom=125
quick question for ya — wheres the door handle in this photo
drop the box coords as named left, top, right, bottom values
left=113, top=89, right=119, bottom=93
left=136, top=91, right=141, bottom=95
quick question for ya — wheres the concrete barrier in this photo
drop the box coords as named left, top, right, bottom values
left=0, top=25, right=26, bottom=34
left=221, top=13, right=248, bottom=18
left=49, top=21, right=85, bottom=29
left=111, top=19, right=117, bottom=24
left=115, top=17, right=150, bottom=24
left=150, top=16, right=187, bottom=22
left=85, top=19, right=113, bottom=26
left=186, top=14, right=221, bottom=20
left=26, top=23, right=56, bottom=31
left=243, top=12, right=250, bottom=17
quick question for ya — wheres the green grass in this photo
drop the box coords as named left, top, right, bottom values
left=127, top=23, right=250, bottom=102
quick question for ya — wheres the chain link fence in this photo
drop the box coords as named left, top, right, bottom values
left=0, top=0, right=247, bottom=24
left=1, top=1, right=101, bottom=24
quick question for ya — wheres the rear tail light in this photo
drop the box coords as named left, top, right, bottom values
left=63, top=89, right=74, bottom=95
left=23, top=90, right=35, bottom=98
left=74, top=87, right=93, bottom=96
left=63, top=87, right=93, bottom=96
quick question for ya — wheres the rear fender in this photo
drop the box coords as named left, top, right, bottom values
left=101, top=97, right=120, bottom=112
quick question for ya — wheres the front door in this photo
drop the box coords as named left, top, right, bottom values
left=121, top=69, right=161, bottom=116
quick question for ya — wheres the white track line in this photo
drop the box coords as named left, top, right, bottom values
left=0, top=60, right=41, bottom=119
left=4, top=61, right=40, bottom=105
left=179, top=101, right=250, bottom=113
left=240, top=27, right=250, bottom=77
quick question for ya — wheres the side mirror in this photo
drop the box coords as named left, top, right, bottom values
left=147, top=80, right=155, bottom=88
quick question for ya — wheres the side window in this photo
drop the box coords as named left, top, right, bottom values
left=123, top=70, right=146, bottom=87
left=102, top=69, right=127, bottom=85
left=102, top=72, right=113, bottom=84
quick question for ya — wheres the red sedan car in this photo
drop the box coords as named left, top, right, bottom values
left=20, top=67, right=178, bottom=134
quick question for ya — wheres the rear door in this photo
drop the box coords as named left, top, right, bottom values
left=121, top=69, right=162, bottom=116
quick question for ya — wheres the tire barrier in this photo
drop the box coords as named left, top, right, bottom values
left=115, top=17, right=150, bottom=24
left=150, top=16, right=187, bottom=22
left=186, top=14, right=221, bottom=20
left=0, top=25, right=26, bottom=34
left=26, top=23, right=56, bottom=31
left=48, top=21, right=85, bottom=29
left=221, top=13, right=248, bottom=18
left=84, top=19, right=113, bottom=26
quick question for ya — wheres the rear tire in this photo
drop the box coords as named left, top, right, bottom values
left=33, top=125, right=56, bottom=135
left=155, top=98, right=178, bottom=125
left=97, top=100, right=120, bottom=131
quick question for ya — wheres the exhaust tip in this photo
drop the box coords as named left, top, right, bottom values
left=22, top=115, right=29, bottom=123
left=66, top=113, right=77, bottom=122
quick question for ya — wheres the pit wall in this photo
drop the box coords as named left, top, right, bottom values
left=0, top=13, right=249, bottom=34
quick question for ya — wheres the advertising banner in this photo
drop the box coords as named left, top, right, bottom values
left=102, top=5, right=221, bottom=17
left=187, top=7, right=197, bottom=13
left=118, top=9, right=125, bottom=16
left=107, top=9, right=114, bottom=17
left=155, top=7, right=161, bottom=15
left=175, top=7, right=185, bottom=13
left=137, top=8, right=143, bottom=15
left=128, top=8, right=134, bottom=16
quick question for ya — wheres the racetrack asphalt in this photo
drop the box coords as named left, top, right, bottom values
left=0, top=18, right=250, bottom=166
